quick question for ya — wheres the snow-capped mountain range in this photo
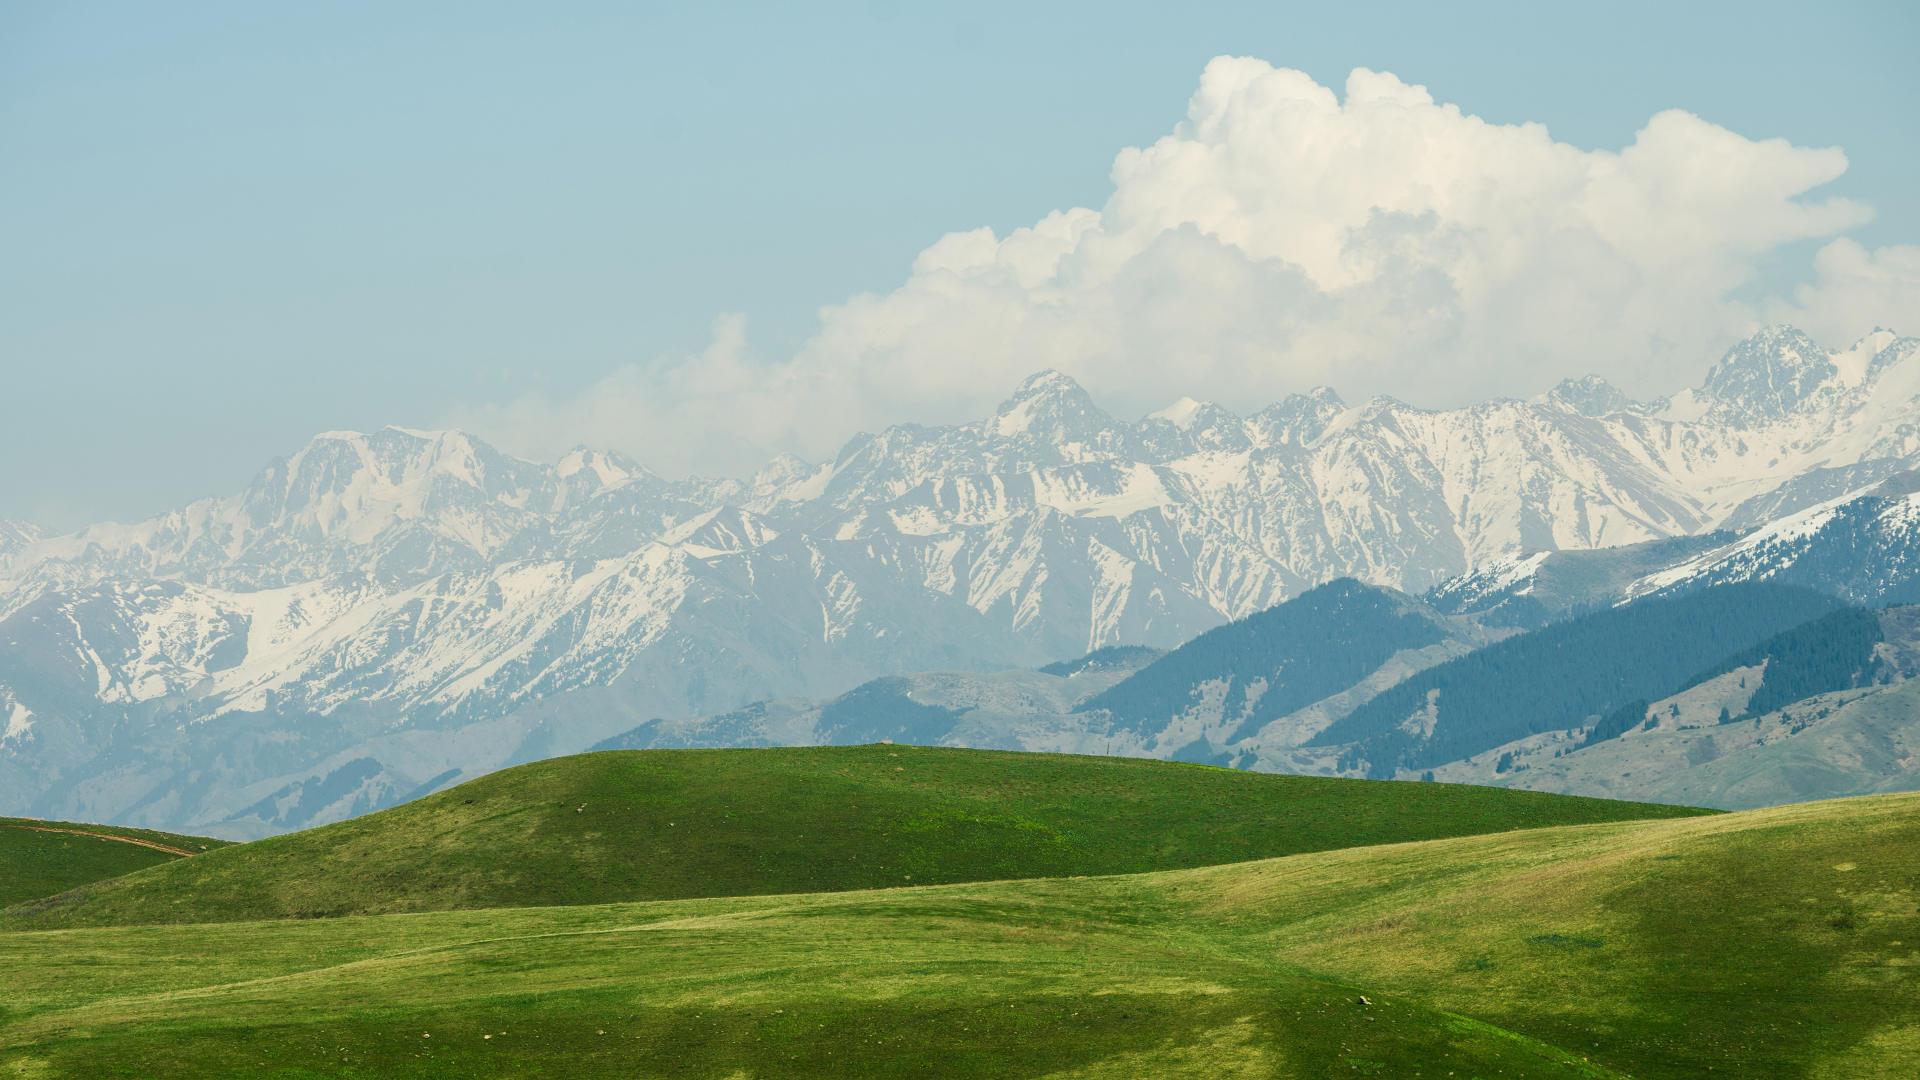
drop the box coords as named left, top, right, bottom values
left=1430, top=472, right=1920, bottom=621
left=2, top=324, right=1917, bottom=836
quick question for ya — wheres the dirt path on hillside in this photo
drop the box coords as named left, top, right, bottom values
left=3, top=823, right=200, bottom=857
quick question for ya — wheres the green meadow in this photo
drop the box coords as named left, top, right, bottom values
left=3, top=748, right=1913, bottom=1077
left=5, top=746, right=1705, bottom=927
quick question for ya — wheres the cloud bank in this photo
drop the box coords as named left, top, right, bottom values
left=452, top=58, right=1920, bottom=477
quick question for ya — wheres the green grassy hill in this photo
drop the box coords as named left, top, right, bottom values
left=3, top=745, right=1707, bottom=928
left=0, top=817, right=228, bottom=908
left=1, top=790, right=1910, bottom=1078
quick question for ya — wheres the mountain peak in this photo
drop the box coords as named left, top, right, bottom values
left=1852, top=327, right=1901, bottom=351
left=1545, top=375, right=1633, bottom=417
left=1698, top=325, right=1836, bottom=424
left=1009, top=368, right=1084, bottom=395
left=301, top=426, right=491, bottom=459
left=0, top=518, right=44, bottom=559
left=383, top=424, right=457, bottom=440
left=237, top=425, right=548, bottom=554
left=555, top=446, right=647, bottom=489
left=752, top=452, right=813, bottom=485
left=1147, top=396, right=1208, bottom=431
left=992, top=369, right=1111, bottom=440
left=749, top=453, right=824, bottom=501
left=1249, top=387, right=1347, bottom=447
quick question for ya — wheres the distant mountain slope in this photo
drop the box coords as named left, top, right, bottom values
left=1477, top=679, right=1920, bottom=810
left=1425, top=532, right=1735, bottom=625
left=606, top=584, right=1501, bottom=770
left=1430, top=604, right=1920, bottom=807
left=1, top=745, right=1705, bottom=929
left=1436, top=474, right=1920, bottom=619
left=1312, top=582, right=1845, bottom=778
left=1628, top=478, right=1920, bottom=605
left=543, top=586, right=1920, bottom=814
left=1036, top=644, right=1163, bottom=677
left=1685, top=606, right=1889, bottom=720
left=1075, top=579, right=1499, bottom=754
left=1575, top=605, right=1888, bottom=750
left=594, top=644, right=1160, bottom=755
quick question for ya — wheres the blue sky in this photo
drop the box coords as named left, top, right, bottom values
left=3, top=1, right=1917, bottom=529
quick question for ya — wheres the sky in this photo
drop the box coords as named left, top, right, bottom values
left=3, top=1, right=1917, bottom=530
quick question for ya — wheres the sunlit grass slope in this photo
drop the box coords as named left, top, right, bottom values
left=0, top=817, right=228, bottom=908
left=0, top=792, right=1911, bottom=1078
left=3, top=745, right=1706, bottom=928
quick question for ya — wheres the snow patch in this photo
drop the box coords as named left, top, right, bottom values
left=1149, top=396, right=1207, bottom=431
left=2, top=696, right=30, bottom=742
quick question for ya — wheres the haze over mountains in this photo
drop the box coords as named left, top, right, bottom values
left=3, top=324, right=1919, bottom=836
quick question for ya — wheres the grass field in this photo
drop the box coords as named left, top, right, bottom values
left=0, top=790, right=1913, bottom=1077
left=3, top=745, right=1707, bottom=928
left=0, top=817, right=228, bottom=908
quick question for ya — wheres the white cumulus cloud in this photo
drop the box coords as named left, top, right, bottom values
left=1774, top=239, right=1920, bottom=344
left=451, top=57, right=1914, bottom=477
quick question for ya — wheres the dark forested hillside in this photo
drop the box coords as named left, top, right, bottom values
left=1312, top=583, right=1844, bottom=777
left=1568, top=608, right=1887, bottom=752
left=1036, top=645, right=1163, bottom=677
left=1688, top=606, right=1887, bottom=720
left=1076, top=579, right=1454, bottom=741
left=812, top=677, right=969, bottom=744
